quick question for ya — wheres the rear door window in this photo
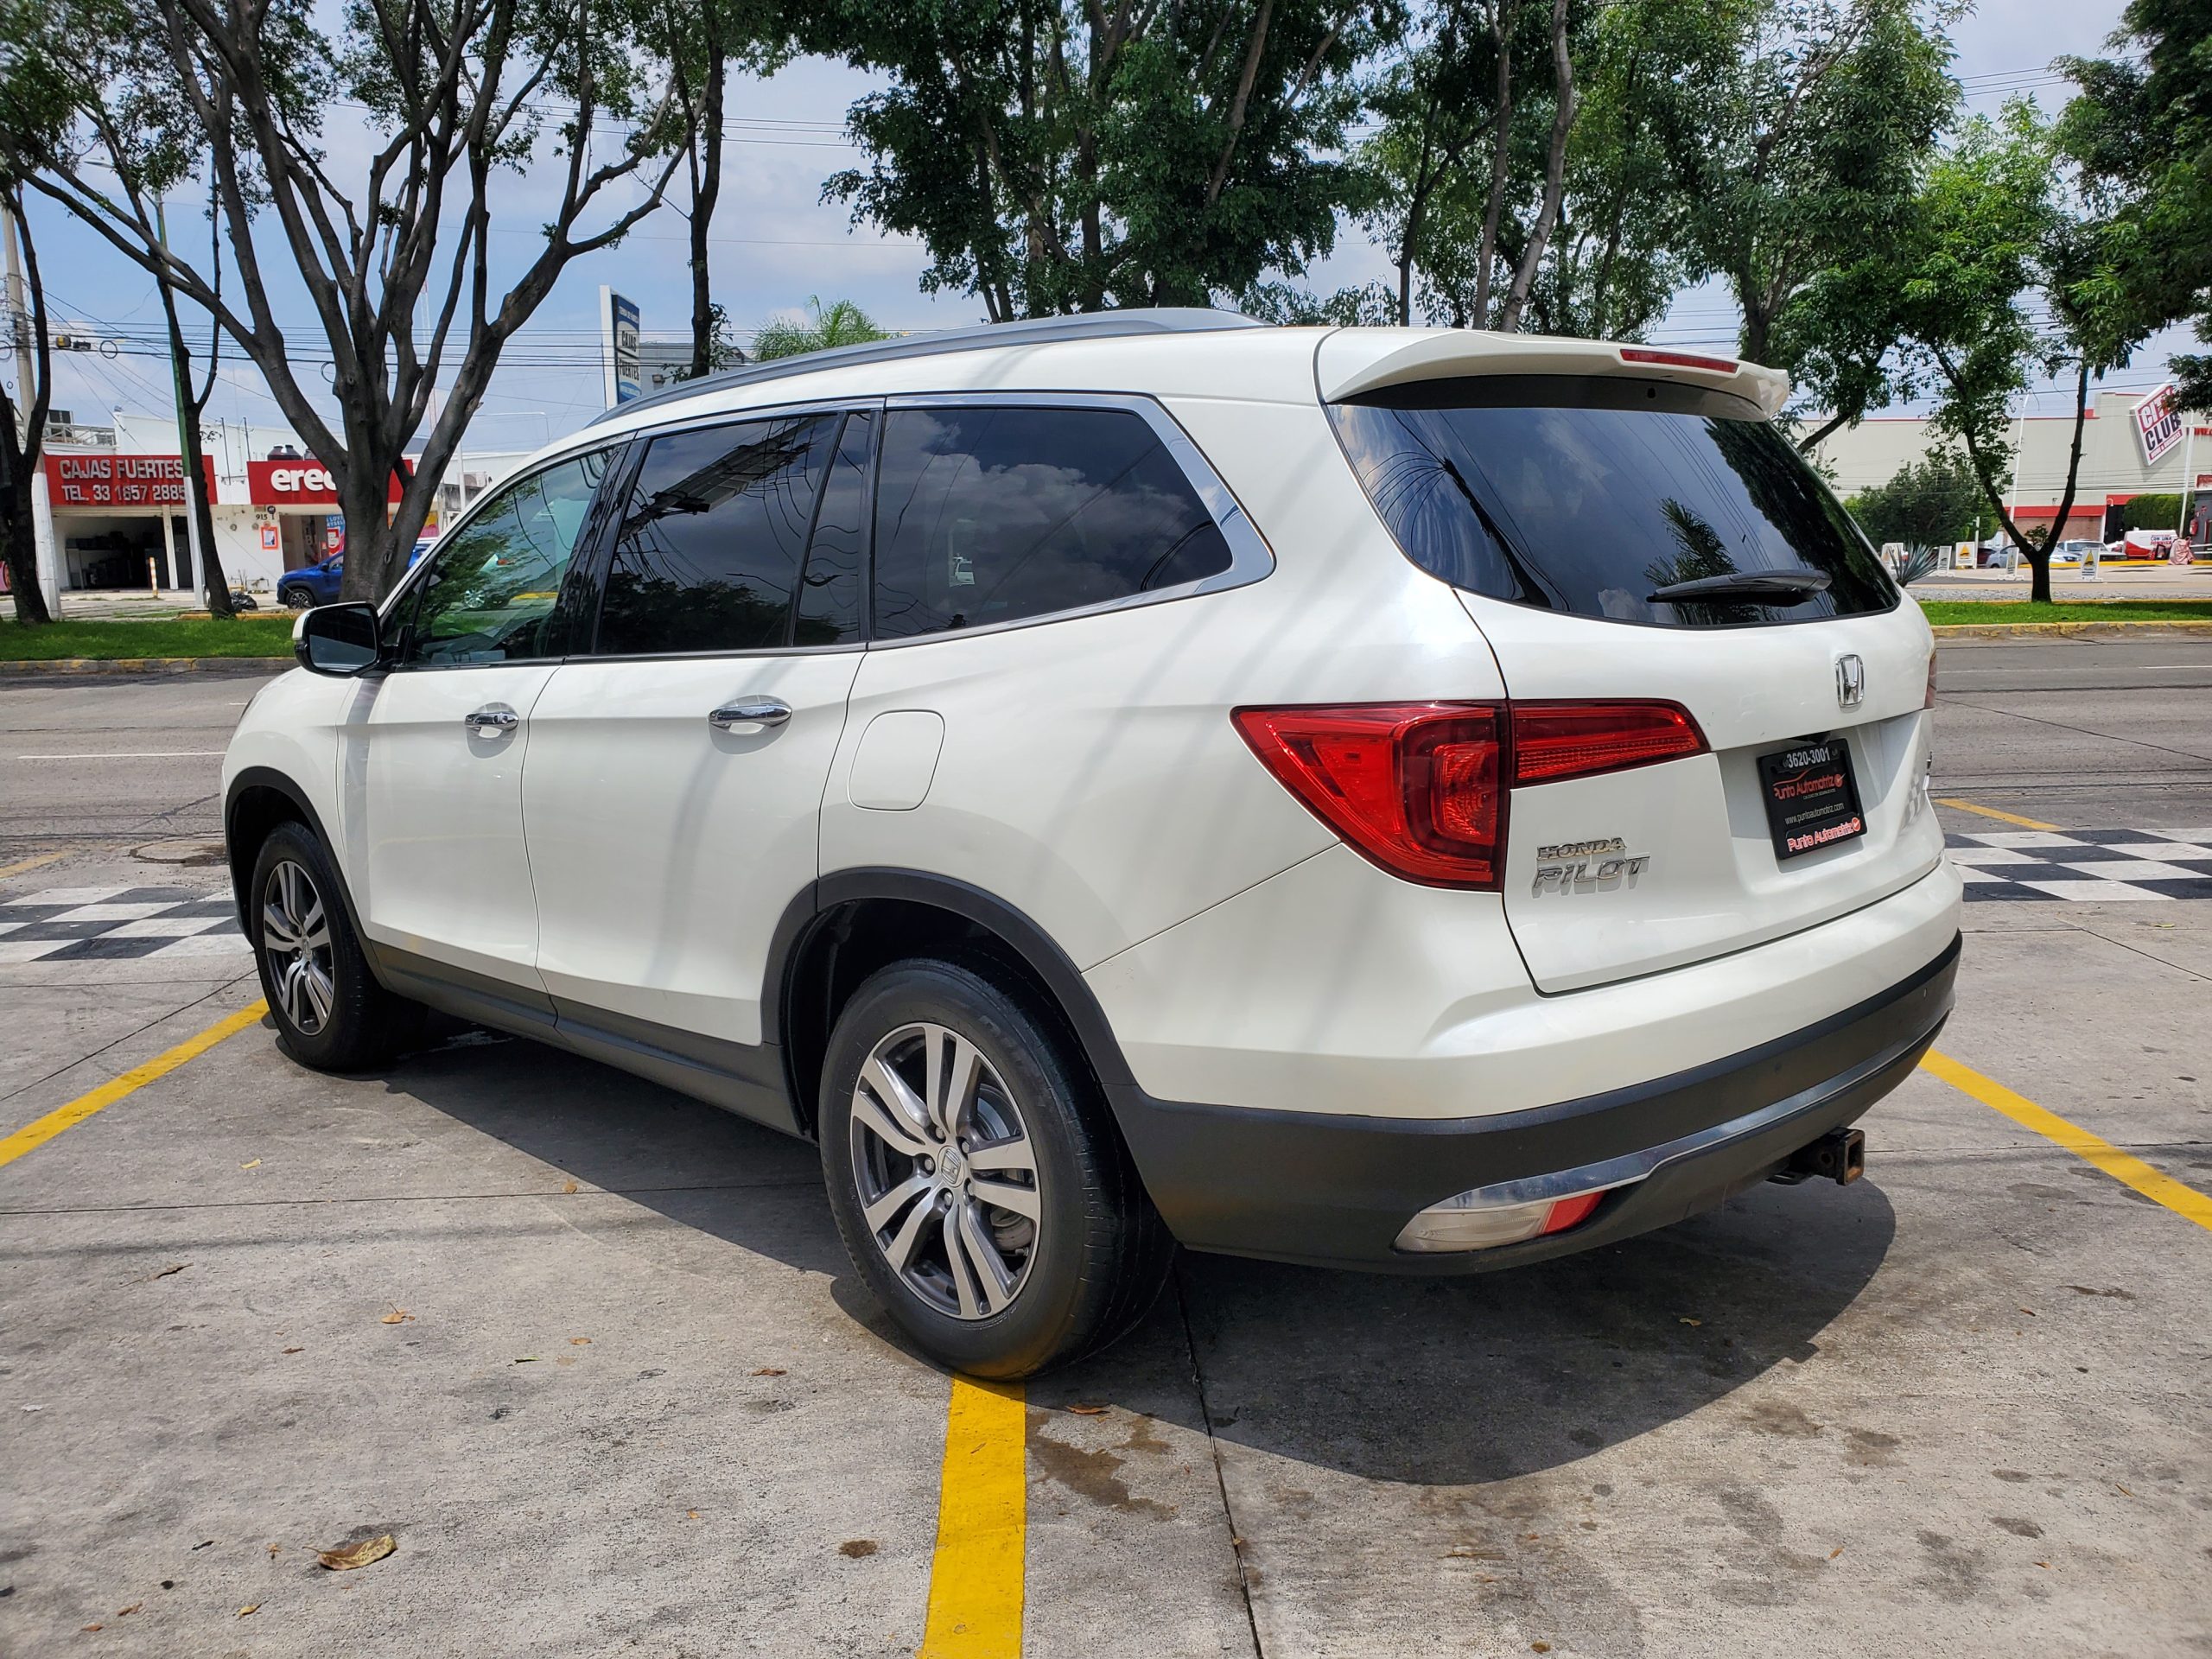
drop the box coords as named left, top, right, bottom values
left=1328, top=377, right=1897, bottom=627
left=872, top=404, right=1232, bottom=639
left=595, top=414, right=840, bottom=655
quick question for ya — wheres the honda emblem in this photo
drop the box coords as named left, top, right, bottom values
left=1835, top=653, right=1866, bottom=708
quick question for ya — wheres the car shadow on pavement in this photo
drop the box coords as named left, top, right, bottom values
left=1126, top=1182, right=1898, bottom=1485
left=384, top=1021, right=1897, bottom=1484
left=383, top=1025, right=855, bottom=1281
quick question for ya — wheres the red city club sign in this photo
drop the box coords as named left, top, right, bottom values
left=43, top=453, right=218, bottom=508
left=246, top=460, right=409, bottom=506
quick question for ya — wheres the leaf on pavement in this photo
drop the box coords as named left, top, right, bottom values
left=379, top=1306, right=415, bottom=1325
left=240, top=1160, right=262, bottom=1170
left=751, top=1367, right=785, bottom=1376
left=282, top=1347, right=303, bottom=1355
left=569, top=1337, right=591, bottom=1346
left=237, top=1604, right=259, bottom=1618
left=316, top=1534, right=396, bottom=1572
left=114, top=1603, right=142, bottom=1617
left=152, top=1263, right=192, bottom=1280
left=560, top=1179, right=579, bottom=1194
left=1677, top=1317, right=1702, bottom=1327
left=1064, top=1402, right=1109, bottom=1414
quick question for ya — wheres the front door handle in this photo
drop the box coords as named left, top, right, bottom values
left=708, top=698, right=791, bottom=730
left=463, top=705, right=519, bottom=738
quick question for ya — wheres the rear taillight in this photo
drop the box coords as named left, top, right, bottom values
left=1232, top=703, right=1505, bottom=888
left=1234, top=699, right=1707, bottom=891
left=1510, top=701, right=1706, bottom=785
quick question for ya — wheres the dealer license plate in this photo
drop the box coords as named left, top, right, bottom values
left=1758, top=739, right=1866, bottom=861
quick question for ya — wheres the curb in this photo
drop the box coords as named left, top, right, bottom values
left=1929, top=620, right=2212, bottom=640
left=0, top=657, right=287, bottom=677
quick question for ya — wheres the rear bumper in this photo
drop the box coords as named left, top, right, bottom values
left=1109, top=931, right=1957, bottom=1272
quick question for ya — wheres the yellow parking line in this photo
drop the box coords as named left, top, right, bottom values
left=1920, top=1049, right=2212, bottom=1233
left=0, top=1001, right=268, bottom=1172
left=0, top=849, right=71, bottom=880
left=920, top=1374, right=1026, bottom=1657
left=1933, top=798, right=2060, bottom=831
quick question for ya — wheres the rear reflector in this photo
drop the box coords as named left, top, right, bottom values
left=1510, top=701, right=1706, bottom=785
left=1395, top=1186, right=1613, bottom=1252
left=1619, top=346, right=1740, bottom=374
left=1235, top=700, right=1708, bottom=891
left=1925, top=654, right=1937, bottom=709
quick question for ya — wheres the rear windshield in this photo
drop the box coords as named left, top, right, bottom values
left=1327, top=376, right=1897, bottom=627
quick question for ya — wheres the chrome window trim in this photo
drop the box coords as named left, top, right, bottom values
left=865, top=390, right=1274, bottom=649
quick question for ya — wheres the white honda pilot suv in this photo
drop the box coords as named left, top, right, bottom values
left=226, top=310, right=1961, bottom=1377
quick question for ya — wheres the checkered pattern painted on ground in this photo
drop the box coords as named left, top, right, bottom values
left=1949, top=830, right=2212, bottom=901
left=0, top=886, right=245, bottom=963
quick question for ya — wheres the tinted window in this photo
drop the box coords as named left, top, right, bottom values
left=873, top=405, right=1231, bottom=639
left=400, top=452, right=608, bottom=665
left=596, top=414, right=838, bottom=656
left=797, top=411, right=871, bottom=646
left=1328, top=377, right=1896, bottom=627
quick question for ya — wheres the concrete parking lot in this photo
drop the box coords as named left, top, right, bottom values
left=3, top=636, right=2209, bottom=1657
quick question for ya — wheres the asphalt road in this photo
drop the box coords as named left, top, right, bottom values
left=1932, top=637, right=2212, bottom=823
left=2, top=641, right=2209, bottom=1657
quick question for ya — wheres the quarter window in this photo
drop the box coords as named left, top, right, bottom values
left=872, top=405, right=1232, bottom=640
left=398, top=451, right=608, bottom=665
left=595, top=414, right=838, bottom=656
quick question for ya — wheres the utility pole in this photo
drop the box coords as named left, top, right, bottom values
left=154, top=199, right=212, bottom=603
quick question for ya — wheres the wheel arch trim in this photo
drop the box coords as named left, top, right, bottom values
left=769, top=869, right=1139, bottom=1132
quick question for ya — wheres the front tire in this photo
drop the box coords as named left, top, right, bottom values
left=279, top=585, right=313, bottom=610
left=247, top=822, right=419, bottom=1070
left=819, top=958, right=1172, bottom=1378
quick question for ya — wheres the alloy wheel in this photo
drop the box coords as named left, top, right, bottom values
left=261, top=860, right=335, bottom=1035
left=848, top=1020, right=1041, bottom=1320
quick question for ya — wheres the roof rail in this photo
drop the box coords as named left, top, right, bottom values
left=588, top=307, right=1266, bottom=427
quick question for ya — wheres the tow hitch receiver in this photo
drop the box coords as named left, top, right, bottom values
left=1773, top=1127, right=1866, bottom=1186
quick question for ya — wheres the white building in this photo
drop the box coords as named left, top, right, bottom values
left=1806, top=388, right=2209, bottom=545
left=16, top=409, right=535, bottom=610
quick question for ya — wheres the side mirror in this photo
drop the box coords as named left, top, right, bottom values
left=293, top=601, right=382, bottom=677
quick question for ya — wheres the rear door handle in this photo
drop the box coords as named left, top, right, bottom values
left=708, top=698, right=791, bottom=730
left=463, top=706, right=519, bottom=738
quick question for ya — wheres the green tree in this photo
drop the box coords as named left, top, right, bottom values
left=807, top=0, right=1388, bottom=319
left=633, top=0, right=790, bottom=380
left=2057, top=0, right=2212, bottom=410
left=1510, top=0, right=1706, bottom=340
left=1891, top=103, right=2063, bottom=597
left=19, top=0, right=684, bottom=601
left=751, top=297, right=891, bottom=360
left=1668, top=0, right=1955, bottom=432
left=1359, top=0, right=1584, bottom=331
left=1843, top=451, right=1981, bottom=547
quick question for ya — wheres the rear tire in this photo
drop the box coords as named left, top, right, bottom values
left=247, top=822, right=421, bottom=1070
left=819, top=957, right=1173, bottom=1378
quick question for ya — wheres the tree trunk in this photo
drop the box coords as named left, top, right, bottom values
left=1471, top=2, right=1520, bottom=327
left=1796, top=409, right=1851, bottom=454
left=0, top=188, right=53, bottom=625
left=689, top=35, right=726, bottom=379
left=2035, top=356, right=2094, bottom=606
left=0, top=450, right=51, bottom=626
left=1497, top=0, right=1578, bottom=334
left=153, top=265, right=232, bottom=617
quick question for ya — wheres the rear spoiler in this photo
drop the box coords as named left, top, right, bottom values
left=1314, top=329, right=1791, bottom=420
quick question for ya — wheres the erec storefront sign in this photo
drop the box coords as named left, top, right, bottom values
left=245, top=461, right=409, bottom=506
left=43, top=453, right=218, bottom=507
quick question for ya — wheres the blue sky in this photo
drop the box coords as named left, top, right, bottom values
left=19, top=0, right=2191, bottom=455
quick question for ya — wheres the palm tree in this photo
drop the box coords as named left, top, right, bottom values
left=751, top=297, right=891, bottom=361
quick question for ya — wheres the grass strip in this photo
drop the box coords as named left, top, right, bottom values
left=0, top=616, right=296, bottom=660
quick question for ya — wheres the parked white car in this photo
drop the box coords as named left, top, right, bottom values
left=225, top=313, right=1961, bottom=1376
